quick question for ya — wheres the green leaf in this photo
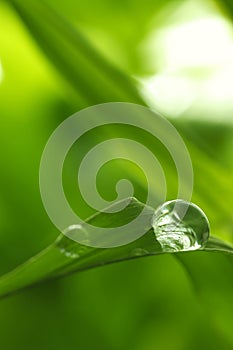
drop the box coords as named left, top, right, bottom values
left=217, top=0, right=233, bottom=20
left=6, top=0, right=144, bottom=106
left=0, top=197, right=232, bottom=300
left=0, top=198, right=154, bottom=299
left=6, top=0, right=233, bottom=244
left=3, top=6, right=233, bottom=342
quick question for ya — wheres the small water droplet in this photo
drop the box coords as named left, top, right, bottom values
left=152, top=200, right=210, bottom=252
left=63, top=224, right=90, bottom=245
left=131, top=248, right=149, bottom=257
left=57, top=224, right=90, bottom=259
left=58, top=247, right=80, bottom=259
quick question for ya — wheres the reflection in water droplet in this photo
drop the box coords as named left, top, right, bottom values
left=152, top=200, right=210, bottom=252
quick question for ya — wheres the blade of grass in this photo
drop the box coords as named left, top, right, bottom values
left=6, top=0, right=144, bottom=106
left=0, top=197, right=232, bottom=300
left=7, top=0, right=233, bottom=242
left=3, top=0, right=233, bottom=311
left=0, top=198, right=155, bottom=299
left=216, top=0, right=233, bottom=20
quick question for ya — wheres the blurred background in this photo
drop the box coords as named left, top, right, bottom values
left=0, top=0, right=233, bottom=349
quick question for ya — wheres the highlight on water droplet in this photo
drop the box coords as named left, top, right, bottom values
left=131, top=248, right=150, bottom=257
left=152, top=200, right=210, bottom=252
left=63, top=224, right=90, bottom=245
left=57, top=224, right=91, bottom=259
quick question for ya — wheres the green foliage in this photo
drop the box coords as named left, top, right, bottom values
left=0, top=0, right=233, bottom=349
left=0, top=197, right=232, bottom=300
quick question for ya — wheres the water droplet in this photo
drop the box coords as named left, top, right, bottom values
left=57, top=225, right=91, bottom=259
left=152, top=200, right=210, bottom=252
left=63, top=224, right=90, bottom=245
left=131, top=248, right=149, bottom=257
left=58, top=247, right=80, bottom=259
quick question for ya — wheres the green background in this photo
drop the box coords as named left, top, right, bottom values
left=0, top=0, right=233, bottom=349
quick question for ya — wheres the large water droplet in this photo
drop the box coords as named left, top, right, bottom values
left=152, top=200, right=210, bottom=252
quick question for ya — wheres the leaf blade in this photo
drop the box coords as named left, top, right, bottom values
left=0, top=197, right=232, bottom=300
